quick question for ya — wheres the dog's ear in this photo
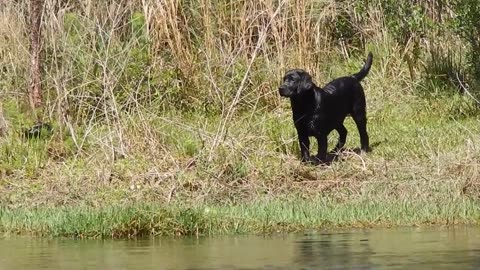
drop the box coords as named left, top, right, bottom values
left=298, top=73, right=313, bottom=94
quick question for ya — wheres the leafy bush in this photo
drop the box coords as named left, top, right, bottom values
left=451, top=0, right=480, bottom=84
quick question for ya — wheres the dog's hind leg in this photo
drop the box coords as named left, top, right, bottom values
left=352, top=114, right=370, bottom=152
left=333, top=124, right=347, bottom=152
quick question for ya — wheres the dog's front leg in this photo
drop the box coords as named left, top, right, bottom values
left=315, top=134, right=328, bottom=164
left=298, top=134, right=311, bottom=162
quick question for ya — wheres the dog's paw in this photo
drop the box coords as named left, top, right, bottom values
left=361, top=147, right=372, bottom=153
left=301, top=156, right=319, bottom=166
left=301, top=155, right=331, bottom=166
left=300, top=156, right=312, bottom=163
left=313, top=155, right=330, bottom=166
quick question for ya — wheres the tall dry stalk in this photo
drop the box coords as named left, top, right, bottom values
left=153, top=0, right=194, bottom=79
left=0, top=103, right=8, bottom=137
left=206, top=0, right=289, bottom=162
left=28, top=0, right=43, bottom=112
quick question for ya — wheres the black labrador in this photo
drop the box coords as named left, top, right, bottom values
left=279, top=52, right=373, bottom=164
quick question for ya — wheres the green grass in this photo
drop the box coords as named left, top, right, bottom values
left=1, top=198, right=479, bottom=238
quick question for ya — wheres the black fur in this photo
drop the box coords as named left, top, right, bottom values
left=279, top=52, right=373, bottom=164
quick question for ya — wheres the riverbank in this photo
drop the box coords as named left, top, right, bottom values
left=2, top=72, right=480, bottom=237
left=1, top=198, right=479, bottom=238
left=1, top=0, right=480, bottom=238
left=2, top=84, right=480, bottom=238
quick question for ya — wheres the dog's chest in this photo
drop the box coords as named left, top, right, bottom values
left=294, top=113, right=327, bottom=134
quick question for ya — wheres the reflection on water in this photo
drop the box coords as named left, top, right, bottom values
left=0, top=226, right=479, bottom=269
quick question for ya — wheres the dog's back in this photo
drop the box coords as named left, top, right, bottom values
left=322, top=53, right=373, bottom=107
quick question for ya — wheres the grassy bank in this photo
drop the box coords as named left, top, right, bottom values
left=2, top=94, right=480, bottom=237
left=1, top=198, right=479, bottom=238
left=1, top=0, right=480, bottom=237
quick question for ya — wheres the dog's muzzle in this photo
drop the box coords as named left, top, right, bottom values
left=278, top=86, right=291, bottom=97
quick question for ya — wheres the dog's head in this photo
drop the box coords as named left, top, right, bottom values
left=278, top=69, right=313, bottom=98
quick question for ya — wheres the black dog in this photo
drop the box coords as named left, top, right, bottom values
left=279, top=52, right=373, bottom=164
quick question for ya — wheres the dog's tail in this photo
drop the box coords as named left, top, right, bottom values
left=352, top=52, right=373, bottom=81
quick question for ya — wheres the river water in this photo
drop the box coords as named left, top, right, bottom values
left=1, top=226, right=479, bottom=269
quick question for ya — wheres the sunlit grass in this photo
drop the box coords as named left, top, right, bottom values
left=1, top=198, right=479, bottom=238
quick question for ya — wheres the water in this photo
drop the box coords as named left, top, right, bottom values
left=1, top=226, right=479, bottom=269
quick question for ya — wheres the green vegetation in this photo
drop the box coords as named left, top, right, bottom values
left=1, top=198, right=479, bottom=238
left=0, top=0, right=480, bottom=238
